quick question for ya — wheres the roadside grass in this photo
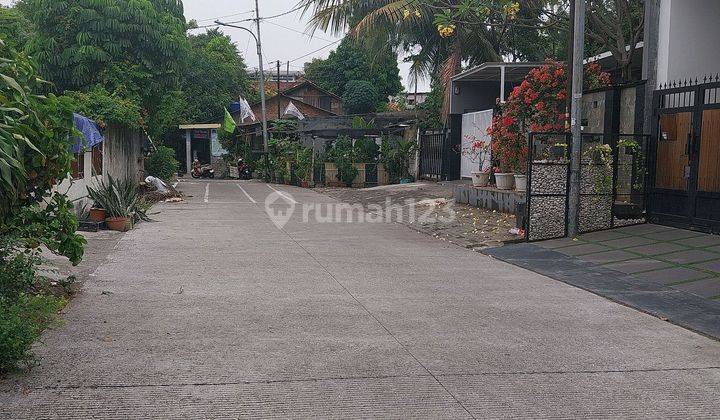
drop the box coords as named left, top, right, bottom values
left=0, top=238, right=71, bottom=375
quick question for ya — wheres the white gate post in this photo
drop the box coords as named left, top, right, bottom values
left=185, top=130, right=192, bottom=174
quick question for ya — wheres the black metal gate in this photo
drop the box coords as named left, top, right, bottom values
left=418, top=130, right=447, bottom=180
left=649, top=79, right=720, bottom=233
left=418, top=133, right=461, bottom=181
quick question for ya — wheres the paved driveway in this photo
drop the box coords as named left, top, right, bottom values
left=2, top=180, right=720, bottom=418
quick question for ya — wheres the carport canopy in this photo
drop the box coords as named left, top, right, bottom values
left=451, top=62, right=546, bottom=103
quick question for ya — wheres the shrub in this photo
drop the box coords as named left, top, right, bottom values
left=0, top=36, right=83, bottom=375
left=381, top=136, right=417, bottom=182
left=0, top=237, right=41, bottom=302
left=0, top=294, right=64, bottom=373
left=488, top=62, right=612, bottom=173
left=147, top=146, right=179, bottom=181
left=295, top=147, right=313, bottom=183
left=342, top=80, right=379, bottom=114
left=326, top=137, right=358, bottom=186
left=0, top=236, right=65, bottom=373
left=353, top=138, right=379, bottom=163
left=268, top=137, right=301, bottom=183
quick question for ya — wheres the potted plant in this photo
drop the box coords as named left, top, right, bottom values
left=514, top=172, right=527, bottom=192
left=87, top=176, right=149, bottom=232
left=583, top=143, right=613, bottom=196
left=462, top=136, right=491, bottom=187
left=494, top=167, right=515, bottom=190
left=89, top=206, right=106, bottom=223
left=336, top=160, right=359, bottom=187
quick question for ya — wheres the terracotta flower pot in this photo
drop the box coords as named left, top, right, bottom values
left=89, top=208, right=106, bottom=223
left=106, top=217, right=129, bottom=232
left=300, top=180, right=310, bottom=188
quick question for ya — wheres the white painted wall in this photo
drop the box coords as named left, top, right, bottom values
left=460, top=110, right=493, bottom=179
left=656, top=0, right=720, bottom=86
left=53, top=150, right=103, bottom=212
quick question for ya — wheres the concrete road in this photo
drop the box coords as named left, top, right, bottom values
left=2, top=179, right=719, bottom=418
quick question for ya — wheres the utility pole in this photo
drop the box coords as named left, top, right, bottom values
left=216, top=1, right=269, bottom=179
left=277, top=60, right=282, bottom=118
left=565, top=0, right=575, bottom=131
left=286, top=61, right=290, bottom=79
left=253, top=0, right=269, bottom=156
left=567, top=0, right=586, bottom=237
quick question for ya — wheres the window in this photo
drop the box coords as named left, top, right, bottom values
left=91, top=143, right=103, bottom=175
left=71, top=152, right=85, bottom=179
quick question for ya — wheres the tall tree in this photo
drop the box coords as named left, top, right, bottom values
left=299, top=1, right=533, bottom=118
left=586, top=0, right=644, bottom=81
left=19, top=0, right=189, bottom=103
left=182, top=29, right=251, bottom=123
left=304, top=36, right=403, bottom=100
left=301, top=0, right=644, bottom=120
left=0, top=5, right=32, bottom=50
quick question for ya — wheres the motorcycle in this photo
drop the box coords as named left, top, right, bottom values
left=237, top=159, right=252, bottom=180
left=191, top=161, right=215, bottom=179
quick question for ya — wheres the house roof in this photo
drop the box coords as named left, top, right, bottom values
left=281, top=79, right=342, bottom=100
left=236, top=93, right=337, bottom=126
left=451, top=62, right=547, bottom=83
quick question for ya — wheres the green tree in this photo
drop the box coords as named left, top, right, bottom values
left=304, top=37, right=402, bottom=101
left=19, top=0, right=188, bottom=97
left=147, top=145, right=180, bottom=181
left=0, top=39, right=86, bottom=262
left=1, top=40, right=86, bottom=372
left=342, top=80, right=380, bottom=114
left=0, top=5, right=32, bottom=50
left=182, top=29, right=251, bottom=123
left=299, top=1, right=522, bottom=116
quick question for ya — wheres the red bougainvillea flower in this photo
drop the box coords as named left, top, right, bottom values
left=502, top=116, right=516, bottom=127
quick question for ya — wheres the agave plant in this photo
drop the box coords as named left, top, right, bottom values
left=86, top=176, right=150, bottom=222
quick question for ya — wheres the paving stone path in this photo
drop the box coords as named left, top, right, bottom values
left=540, top=224, right=720, bottom=300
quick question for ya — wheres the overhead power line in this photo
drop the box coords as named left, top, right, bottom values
left=258, top=5, right=305, bottom=21
left=190, top=5, right=307, bottom=30
left=265, top=20, right=334, bottom=43
left=195, top=10, right=254, bottom=23
left=286, top=39, right=342, bottom=64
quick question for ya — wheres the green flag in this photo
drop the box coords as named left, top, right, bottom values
left=222, top=108, right=236, bottom=133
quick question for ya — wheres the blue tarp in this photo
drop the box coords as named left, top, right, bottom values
left=71, top=113, right=103, bottom=153
left=228, top=102, right=242, bottom=114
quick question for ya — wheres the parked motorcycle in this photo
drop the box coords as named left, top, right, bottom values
left=191, top=160, right=215, bottom=179
left=237, top=158, right=252, bottom=180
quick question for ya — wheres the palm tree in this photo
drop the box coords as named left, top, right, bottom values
left=300, top=1, right=505, bottom=121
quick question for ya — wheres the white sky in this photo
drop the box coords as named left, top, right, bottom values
left=2, top=0, right=431, bottom=92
